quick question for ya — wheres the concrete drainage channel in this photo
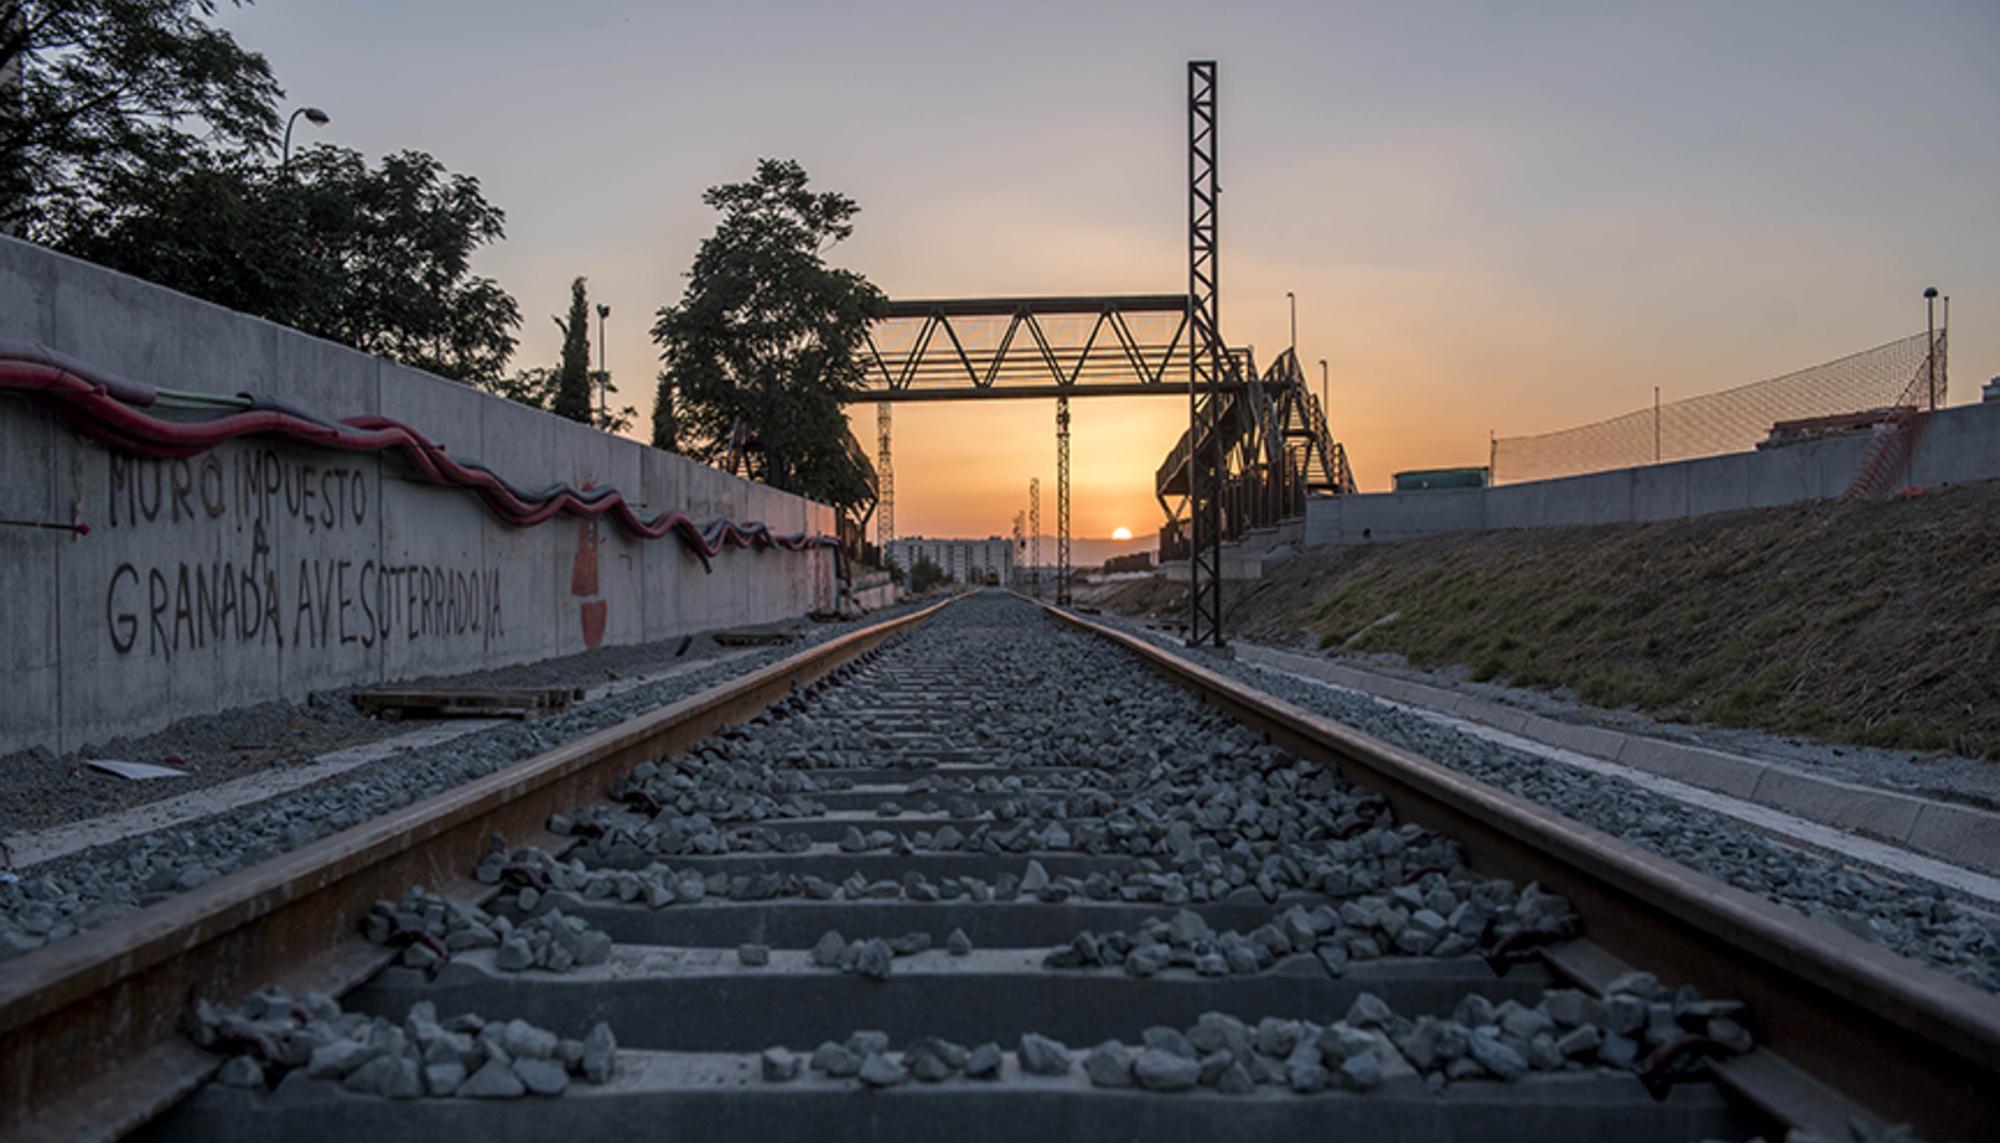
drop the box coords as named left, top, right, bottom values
left=11, top=592, right=1999, bottom=1141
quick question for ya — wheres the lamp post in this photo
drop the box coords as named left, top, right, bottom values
left=1286, top=291, right=1297, bottom=361
left=1317, top=358, right=1328, bottom=413
left=1923, top=286, right=1939, bottom=411
left=282, top=106, right=330, bottom=167
left=595, top=303, right=611, bottom=427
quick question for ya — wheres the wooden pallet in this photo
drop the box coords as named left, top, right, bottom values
left=712, top=625, right=798, bottom=647
left=352, top=685, right=583, bottom=720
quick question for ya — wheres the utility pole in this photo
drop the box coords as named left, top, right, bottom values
left=1011, top=511, right=1025, bottom=590
left=1654, top=386, right=1661, bottom=463
left=1924, top=286, right=1939, bottom=410
left=1287, top=291, right=1297, bottom=361
left=596, top=303, right=611, bottom=427
left=1028, top=478, right=1042, bottom=598
left=876, top=403, right=894, bottom=549
left=1056, top=397, right=1072, bottom=606
left=1942, top=294, right=1949, bottom=404
left=1186, top=59, right=1226, bottom=648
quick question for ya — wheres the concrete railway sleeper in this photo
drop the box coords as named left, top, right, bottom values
left=6, top=593, right=1997, bottom=1141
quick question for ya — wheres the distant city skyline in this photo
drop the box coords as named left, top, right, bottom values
left=218, top=0, right=1998, bottom=539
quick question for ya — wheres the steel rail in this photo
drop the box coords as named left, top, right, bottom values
left=1043, top=604, right=2000, bottom=1141
left=0, top=600, right=950, bottom=1143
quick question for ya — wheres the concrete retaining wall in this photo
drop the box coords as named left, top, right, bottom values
left=1307, top=400, right=2000, bottom=546
left=0, top=236, right=836, bottom=756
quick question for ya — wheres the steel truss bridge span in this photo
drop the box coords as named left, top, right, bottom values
left=862, top=294, right=1193, bottom=402
left=856, top=291, right=1356, bottom=602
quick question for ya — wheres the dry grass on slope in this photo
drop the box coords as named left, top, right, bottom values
left=1110, top=481, right=2000, bottom=760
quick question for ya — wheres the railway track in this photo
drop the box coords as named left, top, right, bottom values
left=5, top=592, right=1998, bottom=1141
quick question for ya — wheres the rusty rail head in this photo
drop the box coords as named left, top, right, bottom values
left=1042, top=604, right=2000, bottom=1141
left=0, top=599, right=948, bottom=1143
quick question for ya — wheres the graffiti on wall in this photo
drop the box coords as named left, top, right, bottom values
left=99, top=447, right=503, bottom=660
left=570, top=479, right=608, bottom=649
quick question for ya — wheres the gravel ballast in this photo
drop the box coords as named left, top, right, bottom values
left=1102, top=616, right=2000, bottom=993
left=776, top=971, right=1756, bottom=1094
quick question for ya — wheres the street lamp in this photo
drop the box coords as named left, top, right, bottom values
left=1286, top=291, right=1297, bottom=361
left=1923, top=286, right=1939, bottom=411
left=595, top=303, right=611, bottom=426
left=1317, top=358, right=1329, bottom=414
left=282, top=106, right=330, bottom=167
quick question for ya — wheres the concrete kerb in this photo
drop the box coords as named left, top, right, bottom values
left=1614, top=737, right=1769, bottom=802
left=1234, top=644, right=2000, bottom=878
left=1441, top=695, right=1533, bottom=737
left=1746, top=768, right=1926, bottom=846
left=1515, top=716, right=1629, bottom=763
left=1908, top=803, right=2000, bottom=874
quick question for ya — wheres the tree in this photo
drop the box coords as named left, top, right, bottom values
left=652, top=158, right=883, bottom=507
left=651, top=371, right=678, bottom=452
left=1, top=0, right=280, bottom=234
left=489, top=366, right=560, bottom=412
left=589, top=371, right=636, bottom=435
left=550, top=277, right=593, bottom=423
left=908, top=555, right=949, bottom=594
left=492, top=279, right=638, bottom=432
left=55, top=144, right=522, bottom=384
left=6, top=3, right=527, bottom=388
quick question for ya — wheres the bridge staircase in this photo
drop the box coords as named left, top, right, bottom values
left=1155, top=348, right=1355, bottom=571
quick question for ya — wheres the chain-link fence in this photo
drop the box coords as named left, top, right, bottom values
left=1491, top=332, right=1935, bottom=484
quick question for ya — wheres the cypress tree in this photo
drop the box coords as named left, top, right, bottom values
left=551, top=276, right=593, bottom=423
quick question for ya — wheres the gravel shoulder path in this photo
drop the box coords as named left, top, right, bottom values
left=0, top=604, right=917, bottom=961
left=1255, top=630, right=2000, bottom=813
left=0, top=621, right=880, bottom=838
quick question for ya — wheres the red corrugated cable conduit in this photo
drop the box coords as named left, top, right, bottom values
left=0, top=343, right=836, bottom=571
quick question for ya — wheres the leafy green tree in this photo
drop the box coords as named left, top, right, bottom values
left=495, top=280, right=637, bottom=432
left=488, top=364, right=635, bottom=433
left=55, top=144, right=522, bottom=384
left=1, top=0, right=281, bottom=234
left=490, top=366, right=560, bottom=412
left=908, top=555, right=949, bottom=594
left=590, top=370, right=637, bottom=435
left=651, top=371, right=678, bottom=452
left=550, top=277, right=593, bottom=423
left=652, top=158, right=883, bottom=507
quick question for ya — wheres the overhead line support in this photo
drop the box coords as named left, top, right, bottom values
left=875, top=401, right=894, bottom=549
left=1186, top=59, right=1226, bottom=648
left=1056, top=396, right=1072, bottom=605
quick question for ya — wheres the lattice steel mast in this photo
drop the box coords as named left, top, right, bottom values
left=1056, top=396, right=1072, bottom=605
left=1186, top=60, right=1226, bottom=648
left=1011, top=511, right=1026, bottom=588
left=1028, top=478, right=1041, bottom=598
left=874, top=402, right=894, bottom=549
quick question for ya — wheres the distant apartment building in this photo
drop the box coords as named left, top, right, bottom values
left=886, top=536, right=1015, bottom=586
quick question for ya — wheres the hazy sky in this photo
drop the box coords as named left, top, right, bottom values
left=219, top=1, right=1998, bottom=541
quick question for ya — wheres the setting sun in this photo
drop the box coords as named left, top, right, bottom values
left=1111, top=526, right=1133, bottom=541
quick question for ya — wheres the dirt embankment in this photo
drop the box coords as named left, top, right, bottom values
left=1103, top=481, right=2000, bottom=760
